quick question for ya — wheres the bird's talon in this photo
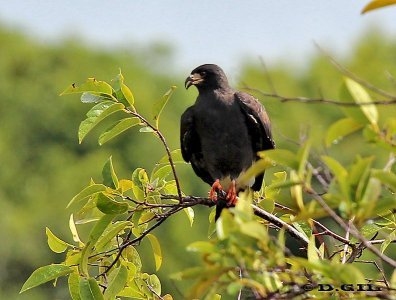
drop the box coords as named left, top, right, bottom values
left=226, top=180, right=237, bottom=206
left=209, top=179, right=223, bottom=203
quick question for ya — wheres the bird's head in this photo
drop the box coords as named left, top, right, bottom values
left=185, top=64, right=229, bottom=91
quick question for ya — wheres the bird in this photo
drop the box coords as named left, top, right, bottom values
left=180, top=64, right=275, bottom=219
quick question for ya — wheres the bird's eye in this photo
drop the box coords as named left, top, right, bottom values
left=200, top=71, right=206, bottom=76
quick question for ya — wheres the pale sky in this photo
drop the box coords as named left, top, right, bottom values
left=1, top=1, right=396, bottom=74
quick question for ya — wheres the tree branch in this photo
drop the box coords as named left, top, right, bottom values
left=242, top=86, right=396, bottom=106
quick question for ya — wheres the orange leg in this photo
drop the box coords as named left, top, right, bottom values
left=226, top=180, right=238, bottom=206
left=209, top=179, right=223, bottom=202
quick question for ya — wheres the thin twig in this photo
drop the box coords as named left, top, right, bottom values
left=124, top=107, right=183, bottom=203
left=243, top=86, right=396, bottom=106
left=315, top=43, right=396, bottom=100
left=308, top=188, right=396, bottom=268
left=356, top=260, right=390, bottom=288
left=274, top=201, right=353, bottom=245
left=259, top=56, right=277, bottom=94
left=252, top=204, right=310, bottom=248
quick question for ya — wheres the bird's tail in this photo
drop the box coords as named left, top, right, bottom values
left=215, top=197, right=228, bottom=221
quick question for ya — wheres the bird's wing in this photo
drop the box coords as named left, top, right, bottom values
left=180, top=106, right=214, bottom=185
left=235, top=92, right=275, bottom=191
left=235, top=91, right=275, bottom=151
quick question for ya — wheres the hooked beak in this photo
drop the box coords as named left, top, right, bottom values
left=185, top=73, right=203, bottom=89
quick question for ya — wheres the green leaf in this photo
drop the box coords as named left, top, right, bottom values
left=362, top=0, right=396, bottom=14
left=96, top=221, right=129, bottom=251
left=98, top=117, right=140, bottom=145
left=343, top=77, right=378, bottom=127
left=131, top=168, right=149, bottom=201
left=81, top=92, right=109, bottom=103
left=265, top=171, right=287, bottom=201
left=78, top=101, right=124, bottom=144
left=158, top=148, right=184, bottom=164
left=238, top=157, right=273, bottom=188
left=325, top=117, right=363, bottom=147
left=104, top=265, right=128, bottom=300
left=151, top=165, right=172, bottom=183
left=20, top=264, right=73, bottom=293
left=240, top=221, right=268, bottom=241
left=216, top=210, right=235, bottom=240
left=321, top=156, right=348, bottom=179
left=67, top=184, right=108, bottom=209
left=297, top=139, right=311, bottom=177
left=186, top=241, right=215, bottom=253
left=112, top=70, right=135, bottom=108
left=356, top=178, right=381, bottom=222
left=381, top=230, right=396, bottom=253
left=372, top=170, right=396, bottom=192
left=259, top=149, right=299, bottom=170
left=147, top=234, right=162, bottom=271
left=79, top=214, right=115, bottom=277
left=139, top=126, right=155, bottom=133
left=60, top=78, right=114, bottom=97
left=102, top=156, right=119, bottom=189
left=96, top=193, right=128, bottom=215
left=148, top=274, right=161, bottom=296
left=152, top=86, right=177, bottom=129
left=68, top=272, right=81, bottom=300
left=79, top=277, right=104, bottom=300
left=46, top=227, right=71, bottom=253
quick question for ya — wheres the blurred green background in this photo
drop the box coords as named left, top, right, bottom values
left=1, top=21, right=396, bottom=299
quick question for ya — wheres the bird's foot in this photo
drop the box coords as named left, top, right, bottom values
left=209, top=179, right=223, bottom=202
left=226, top=180, right=238, bottom=206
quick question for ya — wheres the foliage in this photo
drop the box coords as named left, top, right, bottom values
left=20, top=61, right=396, bottom=300
left=1, top=23, right=396, bottom=300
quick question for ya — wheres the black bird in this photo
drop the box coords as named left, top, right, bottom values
left=181, top=64, right=275, bottom=218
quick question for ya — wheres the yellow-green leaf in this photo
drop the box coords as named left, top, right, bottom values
left=79, top=277, right=104, bottom=300
left=290, top=170, right=304, bottom=210
left=102, top=156, right=119, bottom=189
left=325, top=117, right=363, bottom=147
left=344, top=77, right=378, bottom=127
left=67, top=184, right=108, bottom=208
left=183, top=207, right=195, bottom=227
left=372, top=169, right=396, bottom=192
left=20, top=264, right=72, bottom=293
left=46, top=227, right=71, bottom=253
left=104, top=265, right=128, bottom=300
left=60, top=78, right=113, bottom=96
left=307, top=235, right=320, bottom=262
left=259, top=149, right=299, bottom=170
left=68, top=272, right=81, bottom=300
left=112, top=70, right=135, bottom=108
left=186, top=241, right=215, bottom=253
left=147, top=234, right=162, bottom=271
left=121, top=83, right=135, bottom=107
left=69, top=214, right=83, bottom=245
left=362, top=0, right=396, bottom=14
